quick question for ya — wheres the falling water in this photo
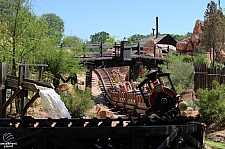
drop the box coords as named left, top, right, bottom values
left=35, top=85, right=71, bottom=119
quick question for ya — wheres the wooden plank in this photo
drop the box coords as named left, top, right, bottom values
left=6, top=76, right=19, bottom=88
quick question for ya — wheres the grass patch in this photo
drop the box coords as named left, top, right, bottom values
left=205, top=140, right=225, bottom=149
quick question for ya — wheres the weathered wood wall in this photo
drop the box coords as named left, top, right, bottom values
left=194, top=64, right=225, bottom=91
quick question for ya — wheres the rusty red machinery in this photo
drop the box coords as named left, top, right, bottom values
left=137, top=69, right=186, bottom=117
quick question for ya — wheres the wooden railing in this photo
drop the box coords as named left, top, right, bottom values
left=62, top=42, right=180, bottom=59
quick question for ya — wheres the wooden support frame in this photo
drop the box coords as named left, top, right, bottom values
left=0, top=63, right=53, bottom=118
left=1, top=86, right=22, bottom=117
left=0, top=117, right=205, bottom=149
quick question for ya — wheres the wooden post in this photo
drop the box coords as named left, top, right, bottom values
left=137, top=42, right=140, bottom=55
left=133, top=65, right=140, bottom=81
left=0, top=62, right=7, bottom=117
left=85, top=64, right=93, bottom=89
left=21, top=65, right=29, bottom=117
left=100, top=41, right=103, bottom=57
left=153, top=44, right=156, bottom=57
left=120, top=40, right=131, bottom=60
left=38, top=66, right=44, bottom=81
left=0, top=89, right=6, bottom=117
left=114, top=42, right=117, bottom=57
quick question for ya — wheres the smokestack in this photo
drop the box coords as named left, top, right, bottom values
left=152, top=28, right=155, bottom=35
left=156, top=17, right=158, bottom=38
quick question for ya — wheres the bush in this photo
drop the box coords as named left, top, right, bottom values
left=193, top=53, right=210, bottom=66
left=60, top=87, right=95, bottom=118
left=159, top=56, right=194, bottom=95
left=196, top=80, right=225, bottom=125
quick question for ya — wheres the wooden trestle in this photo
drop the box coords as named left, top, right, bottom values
left=0, top=116, right=205, bottom=149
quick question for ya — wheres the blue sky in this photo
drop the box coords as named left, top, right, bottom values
left=32, top=0, right=225, bottom=41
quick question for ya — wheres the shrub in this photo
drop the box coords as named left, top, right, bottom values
left=193, top=53, right=210, bottom=66
left=159, top=58, right=194, bottom=95
left=60, top=87, right=95, bottom=118
left=196, top=80, right=225, bottom=125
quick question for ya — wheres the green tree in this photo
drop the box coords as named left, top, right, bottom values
left=200, top=1, right=225, bottom=66
left=41, top=13, right=65, bottom=44
left=105, top=35, right=118, bottom=45
left=170, top=32, right=192, bottom=42
left=0, top=0, right=83, bottom=87
left=0, top=0, right=55, bottom=75
left=90, top=31, right=110, bottom=44
left=41, top=48, right=83, bottom=88
left=62, top=35, right=82, bottom=47
left=128, top=34, right=146, bottom=43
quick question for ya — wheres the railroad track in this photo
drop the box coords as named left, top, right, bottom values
left=94, top=68, right=115, bottom=95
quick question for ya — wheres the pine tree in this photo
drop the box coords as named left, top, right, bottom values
left=200, top=1, right=225, bottom=66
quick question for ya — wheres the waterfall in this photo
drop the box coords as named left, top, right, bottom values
left=35, top=85, right=71, bottom=119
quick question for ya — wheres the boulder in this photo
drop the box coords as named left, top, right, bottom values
left=96, top=104, right=114, bottom=118
left=176, top=38, right=189, bottom=52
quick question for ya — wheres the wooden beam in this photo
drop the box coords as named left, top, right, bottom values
left=6, top=75, right=19, bottom=88
left=2, top=86, right=22, bottom=110
left=21, top=81, right=38, bottom=92
left=22, top=91, right=39, bottom=118
left=23, top=78, right=54, bottom=89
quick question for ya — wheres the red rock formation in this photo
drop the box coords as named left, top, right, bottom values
left=143, top=38, right=156, bottom=56
left=191, top=20, right=204, bottom=47
left=176, top=38, right=189, bottom=53
left=186, top=38, right=194, bottom=51
left=176, top=20, right=204, bottom=53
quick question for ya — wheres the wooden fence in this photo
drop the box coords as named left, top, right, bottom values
left=194, top=64, right=225, bottom=91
